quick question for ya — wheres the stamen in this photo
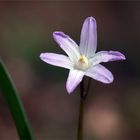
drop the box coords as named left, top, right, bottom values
left=78, top=55, right=88, bottom=64
left=75, top=55, right=89, bottom=70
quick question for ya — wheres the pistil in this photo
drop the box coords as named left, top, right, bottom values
left=75, top=55, right=89, bottom=70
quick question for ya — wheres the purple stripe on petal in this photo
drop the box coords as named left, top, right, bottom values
left=53, top=31, right=68, bottom=38
left=53, top=31, right=80, bottom=61
left=66, top=69, right=84, bottom=94
left=85, top=64, right=114, bottom=84
left=40, top=53, right=73, bottom=69
left=80, top=17, right=97, bottom=57
left=90, top=51, right=126, bottom=66
left=108, top=51, right=126, bottom=61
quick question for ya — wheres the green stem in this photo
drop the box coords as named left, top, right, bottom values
left=77, top=77, right=91, bottom=140
left=0, top=59, right=34, bottom=140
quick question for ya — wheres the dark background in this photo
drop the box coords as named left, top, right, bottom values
left=0, top=1, right=140, bottom=139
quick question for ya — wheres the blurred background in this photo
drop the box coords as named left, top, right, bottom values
left=0, top=1, right=140, bottom=139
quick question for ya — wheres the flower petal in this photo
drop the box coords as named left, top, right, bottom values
left=40, top=53, right=73, bottom=69
left=79, top=17, right=97, bottom=57
left=90, top=51, right=126, bottom=66
left=66, top=69, right=84, bottom=94
left=53, top=31, right=80, bottom=61
left=85, top=64, right=113, bottom=83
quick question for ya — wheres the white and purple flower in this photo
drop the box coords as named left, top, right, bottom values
left=40, top=17, right=126, bottom=94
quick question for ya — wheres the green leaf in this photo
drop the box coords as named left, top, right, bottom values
left=0, top=59, right=34, bottom=140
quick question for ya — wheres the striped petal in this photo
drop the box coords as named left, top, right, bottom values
left=53, top=31, right=80, bottom=61
left=40, top=53, right=73, bottom=69
left=90, top=51, right=126, bottom=66
left=85, top=64, right=113, bottom=84
left=80, top=17, right=97, bottom=57
left=66, top=69, right=84, bottom=94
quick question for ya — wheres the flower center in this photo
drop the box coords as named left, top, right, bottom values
left=75, top=55, right=89, bottom=70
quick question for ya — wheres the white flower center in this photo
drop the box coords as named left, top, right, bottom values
left=75, top=55, right=89, bottom=70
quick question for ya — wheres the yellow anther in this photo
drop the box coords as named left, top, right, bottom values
left=78, top=55, right=88, bottom=64
left=75, top=55, right=89, bottom=70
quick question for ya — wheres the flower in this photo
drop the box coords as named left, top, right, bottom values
left=40, top=17, right=126, bottom=94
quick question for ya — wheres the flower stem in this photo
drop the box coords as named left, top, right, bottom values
left=0, top=59, right=34, bottom=140
left=77, top=92, right=84, bottom=140
left=77, top=77, right=91, bottom=140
